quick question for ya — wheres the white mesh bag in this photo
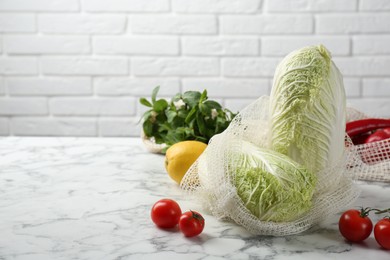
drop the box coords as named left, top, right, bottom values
left=180, top=45, right=361, bottom=236
left=181, top=97, right=360, bottom=236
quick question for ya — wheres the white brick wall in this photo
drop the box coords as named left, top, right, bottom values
left=171, top=0, right=261, bottom=13
left=317, top=14, right=390, bottom=34
left=81, top=0, right=170, bottom=12
left=0, top=58, right=38, bottom=75
left=0, top=14, right=36, bottom=32
left=262, top=36, right=350, bottom=56
left=41, top=57, right=129, bottom=75
left=0, top=97, right=48, bottom=115
left=353, top=35, right=390, bottom=55
left=4, top=35, right=90, bottom=54
left=266, top=0, right=358, bottom=12
left=0, top=0, right=79, bottom=11
left=0, top=0, right=389, bottom=137
left=182, top=78, right=270, bottom=98
left=50, top=97, right=136, bottom=116
left=131, top=15, right=217, bottom=34
left=0, top=77, right=5, bottom=95
left=132, top=58, right=219, bottom=76
left=222, top=58, right=280, bottom=77
left=39, top=14, right=127, bottom=34
left=7, top=77, right=92, bottom=96
left=11, top=117, right=97, bottom=136
left=220, top=15, right=314, bottom=34
left=94, top=36, right=179, bottom=55
left=182, top=37, right=259, bottom=56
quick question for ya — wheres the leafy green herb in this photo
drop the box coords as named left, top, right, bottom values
left=140, top=86, right=236, bottom=150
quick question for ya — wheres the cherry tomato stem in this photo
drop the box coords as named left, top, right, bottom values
left=356, top=207, right=390, bottom=216
left=374, top=208, right=390, bottom=215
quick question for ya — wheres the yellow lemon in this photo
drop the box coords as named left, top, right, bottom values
left=165, top=141, right=207, bottom=184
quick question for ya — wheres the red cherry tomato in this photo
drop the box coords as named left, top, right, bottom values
left=361, top=127, right=390, bottom=164
left=339, top=209, right=373, bottom=242
left=365, top=128, right=390, bottom=143
left=151, top=199, right=182, bottom=229
left=179, top=211, right=205, bottom=237
left=374, top=218, right=390, bottom=250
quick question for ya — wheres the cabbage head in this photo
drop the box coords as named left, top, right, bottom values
left=269, top=45, right=346, bottom=174
left=233, top=141, right=316, bottom=222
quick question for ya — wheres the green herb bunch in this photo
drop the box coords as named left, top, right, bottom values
left=140, top=86, right=236, bottom=149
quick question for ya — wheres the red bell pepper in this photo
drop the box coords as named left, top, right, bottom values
left=346, top=118, right=390, bottom=138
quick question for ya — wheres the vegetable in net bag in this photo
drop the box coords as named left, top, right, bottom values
left=181, top=45, right=362, bottom=236
left=346, top=108, right=390, bottom=182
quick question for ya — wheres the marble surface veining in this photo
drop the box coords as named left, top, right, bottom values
left=0, top=137, right=390, bottom=260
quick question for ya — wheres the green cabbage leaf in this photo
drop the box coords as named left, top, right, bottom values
left=233, top=141, right=316, bottom=222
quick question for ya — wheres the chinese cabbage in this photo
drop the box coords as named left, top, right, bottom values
left=269, top=45, right=346, bottom=173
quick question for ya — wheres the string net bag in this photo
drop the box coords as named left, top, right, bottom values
left=346, top=107, right=390, bottom=182
left=180, top=45, right=361, bottom=236
left=181, top=96, right=362, bottom=236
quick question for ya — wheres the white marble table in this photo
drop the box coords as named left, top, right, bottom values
left=1, top=137, right=389, bottom=260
